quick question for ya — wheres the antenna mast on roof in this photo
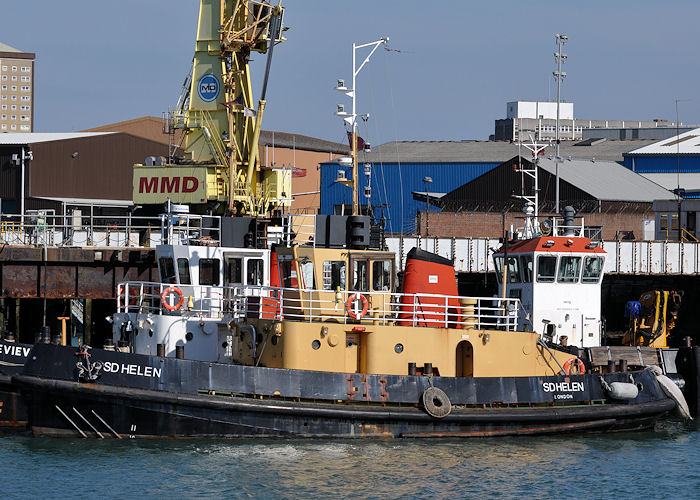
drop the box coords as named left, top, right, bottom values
left=515, top=135, right=547, bottom=234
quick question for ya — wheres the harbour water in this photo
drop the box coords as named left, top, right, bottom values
left=2, top=421, right=698, bottom=499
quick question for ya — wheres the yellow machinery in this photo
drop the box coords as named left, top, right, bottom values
left=133, top=0, right=290, bottom=215
left=623, top=290, right=683, bottom=348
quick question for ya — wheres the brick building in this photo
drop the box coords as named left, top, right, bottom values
left=0, top=42, right=35, bottom=133
left=418, top=156, right=674, bottom=240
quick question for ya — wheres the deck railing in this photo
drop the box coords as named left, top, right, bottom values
left=116, top=282, right=522, bottom=331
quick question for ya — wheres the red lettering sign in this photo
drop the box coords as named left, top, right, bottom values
left=160, top=177, right=180, bottom=193
left=182, top=177, right=198, bottom=193
left=138, top=176, right=200, bottom=194
left=139, top=177, right=158, bottom=193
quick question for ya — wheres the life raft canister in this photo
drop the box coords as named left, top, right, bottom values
left=161, top=286, right=185, bottom=311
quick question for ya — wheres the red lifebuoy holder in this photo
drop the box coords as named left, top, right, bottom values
left=118, top=285, right=140, bottom=309
left=563, top=357, right=586, bottom=375
left=161, top=286, right=185, bottom=311
left=346, top=293, right=369, bottom=320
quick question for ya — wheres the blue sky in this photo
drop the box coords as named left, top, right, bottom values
left=3, top=1, right=699, bottom=146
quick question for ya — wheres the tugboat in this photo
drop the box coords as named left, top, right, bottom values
left=13, top=208, right=697, bottom=438
left=10, top=0, right=699, bottom=438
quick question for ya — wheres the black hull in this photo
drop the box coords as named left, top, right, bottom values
left=0, top=340, right=32, bottom=427
left=15, top=344, right=677, bottom=439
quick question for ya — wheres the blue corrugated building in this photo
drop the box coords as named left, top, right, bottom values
left=624, top=128, right=700, bottom=173
left=319, top=139, right=658, bottom=233
left=320, top=160, right=498, bottom=233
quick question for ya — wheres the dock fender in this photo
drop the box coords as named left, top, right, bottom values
left=647, top=365, right=693, bottom=420
left=422, top=387, right=452, bottom=418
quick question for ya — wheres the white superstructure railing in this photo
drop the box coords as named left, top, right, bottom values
left=116, top=282, right=522, bottom=331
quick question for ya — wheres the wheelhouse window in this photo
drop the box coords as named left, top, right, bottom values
left=582, top=256, right=604, bottom=283
left=199, top=258, right=220, bottom=286
left=177, top=258, right=191, bottom=285
left=225, top=258, right=242, bottom=285
left=557, top=256, right=581, bottom=283
left=536, top=255, right=557, bottom=283
left=158, top=257, right=176, bottom=284
left=352, top=260, right=368, bottom=291
left=520, top=255, right=533, bottom=283
left=298, top=260, right=314, bottom=290
left=372, top=260, right=392, bottom=291
left=493, top=255, right=522, bottom=283
left=246, top=258, right=264, bottom=286
left=322, top=260, right=346, bottom=290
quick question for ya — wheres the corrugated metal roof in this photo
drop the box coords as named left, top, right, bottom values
left=0, top=42, right=21, bottom=52
left=640, top=173, right=700, bottom=191
left=34, top=196, right=133, bottom=206
left=0, top=132, right=114, bottom=145
left=259, top=130, right=348, bottom=154
left=357, top=138, right=657, bottom=164
left=625, top=128, right=700, bottom=156
left=538, top=158, right=674, bottom=201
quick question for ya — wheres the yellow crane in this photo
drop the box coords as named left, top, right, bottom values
left=133, top=0, right=290, bottom=216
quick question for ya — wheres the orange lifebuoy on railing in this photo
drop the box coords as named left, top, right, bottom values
left=346, top=293, right=369, bottom=320
left=563, top=357, right=586, bottom=375
left=161, top=286, right=185, bottom=311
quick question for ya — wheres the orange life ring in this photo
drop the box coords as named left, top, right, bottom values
left=346, top=293, right=369, bottom=320
left=563, top=357, right=586, bottom=375
left=161, top=286, right=185, bottom=311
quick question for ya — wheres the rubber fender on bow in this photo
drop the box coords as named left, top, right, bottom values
left=647, top=365, right=693, bottom=420
left=422, top=387, right=452, bottom=418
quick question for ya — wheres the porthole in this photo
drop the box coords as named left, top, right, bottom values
left=394, top=343, right=404, bottom=354
left=312, top=339, right=321, bottom=350
left=221, top=341, right=228, bottom=348
left=185, top=332, right=194, bottom=342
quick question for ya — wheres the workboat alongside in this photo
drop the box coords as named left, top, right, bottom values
left=0, top=336, right=32, bottom=427
left=13, top=212, right=697, bottom=438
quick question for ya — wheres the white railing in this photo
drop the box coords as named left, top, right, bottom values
left=116, top=282, right=522, bottom=331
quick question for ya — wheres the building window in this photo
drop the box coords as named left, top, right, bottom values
left=1, top=85, right=5, bottom=90
left=11, top=76, right=17, bottom=81
left=20, top=105, right=29, bottom=110
left=1, top=105, right=6, bottom=110
left=10, top=124, right=16, bottom=130
left=20, top=125, right=29, bottom=131
left=20, top=86, right=30, bottom=91
left=11, top=115, right=16, bottom=120
left=1, top=75, right=6, bottom=81
left=1, top=96, right=5, bottom=100
left=1, top=114, right=5, bottom=119
left=21, top=76, right=30, bottom=82
left=21, top=115, right=29, bottom=121
left=11, top=85, right=16, bottom=91
left=11, top=105, right=16, bottom=110
left=1, top=124, right=6, bottom=130
left=11, top=96, right=16, bottom=100
left=21, top=66, right=30, bottom=72
left=1, top=65, right=6, bottom=71
left=11, top=66, right=17, bottom=71
left=21, top=96, right=29, bottom=101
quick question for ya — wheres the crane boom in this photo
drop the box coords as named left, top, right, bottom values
left=133, top=0, right=289, bottom=216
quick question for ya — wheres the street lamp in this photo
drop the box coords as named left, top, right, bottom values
left=335, top=37, right=389, bottom=216
left=423, top=176, right=433, bottom=236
